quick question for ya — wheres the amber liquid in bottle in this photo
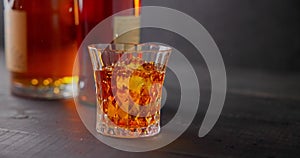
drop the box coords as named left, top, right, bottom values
left=77, top=0, right=141, bottom=105
left=5, top=0, right=79, bottom=99
left=77, top=0, right=113, bottom=104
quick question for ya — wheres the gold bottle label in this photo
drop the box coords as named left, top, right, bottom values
left=5, top=9, right=27, bottom=73
left=113, top=15, right=140, bottom=44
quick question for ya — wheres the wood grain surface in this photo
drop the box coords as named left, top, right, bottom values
left=0, top=50, right=299, bottom=158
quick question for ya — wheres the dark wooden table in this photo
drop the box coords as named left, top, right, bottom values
left=0, top=50, right=300, bottom=158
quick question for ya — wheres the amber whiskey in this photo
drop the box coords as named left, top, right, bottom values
left=5, top=0, right=79, bottom=98
left=95, top=58, right=165, bottom=132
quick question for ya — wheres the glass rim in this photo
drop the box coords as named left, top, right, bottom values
left=87, top=43, right=172, bottom=53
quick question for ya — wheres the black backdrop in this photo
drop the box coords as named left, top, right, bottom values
left=1, top=0, right=299, bottom=71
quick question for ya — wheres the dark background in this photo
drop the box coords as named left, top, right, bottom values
left=0, top=0, right=300, bottom=71
left=0, top=0, right=3, bottom=50
left=0, top=1, right=300, bottom=157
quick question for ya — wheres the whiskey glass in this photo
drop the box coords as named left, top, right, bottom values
left=88, top=43, right=171, bottom=138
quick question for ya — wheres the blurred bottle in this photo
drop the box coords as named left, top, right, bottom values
left=77, top=0, right=141, bottom=105
left=4, top=0, right=79, bottom=99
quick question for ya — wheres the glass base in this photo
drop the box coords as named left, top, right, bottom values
left=11, top=79, right=76, bottom=99
left=96, top=114, right=160, bottom=138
